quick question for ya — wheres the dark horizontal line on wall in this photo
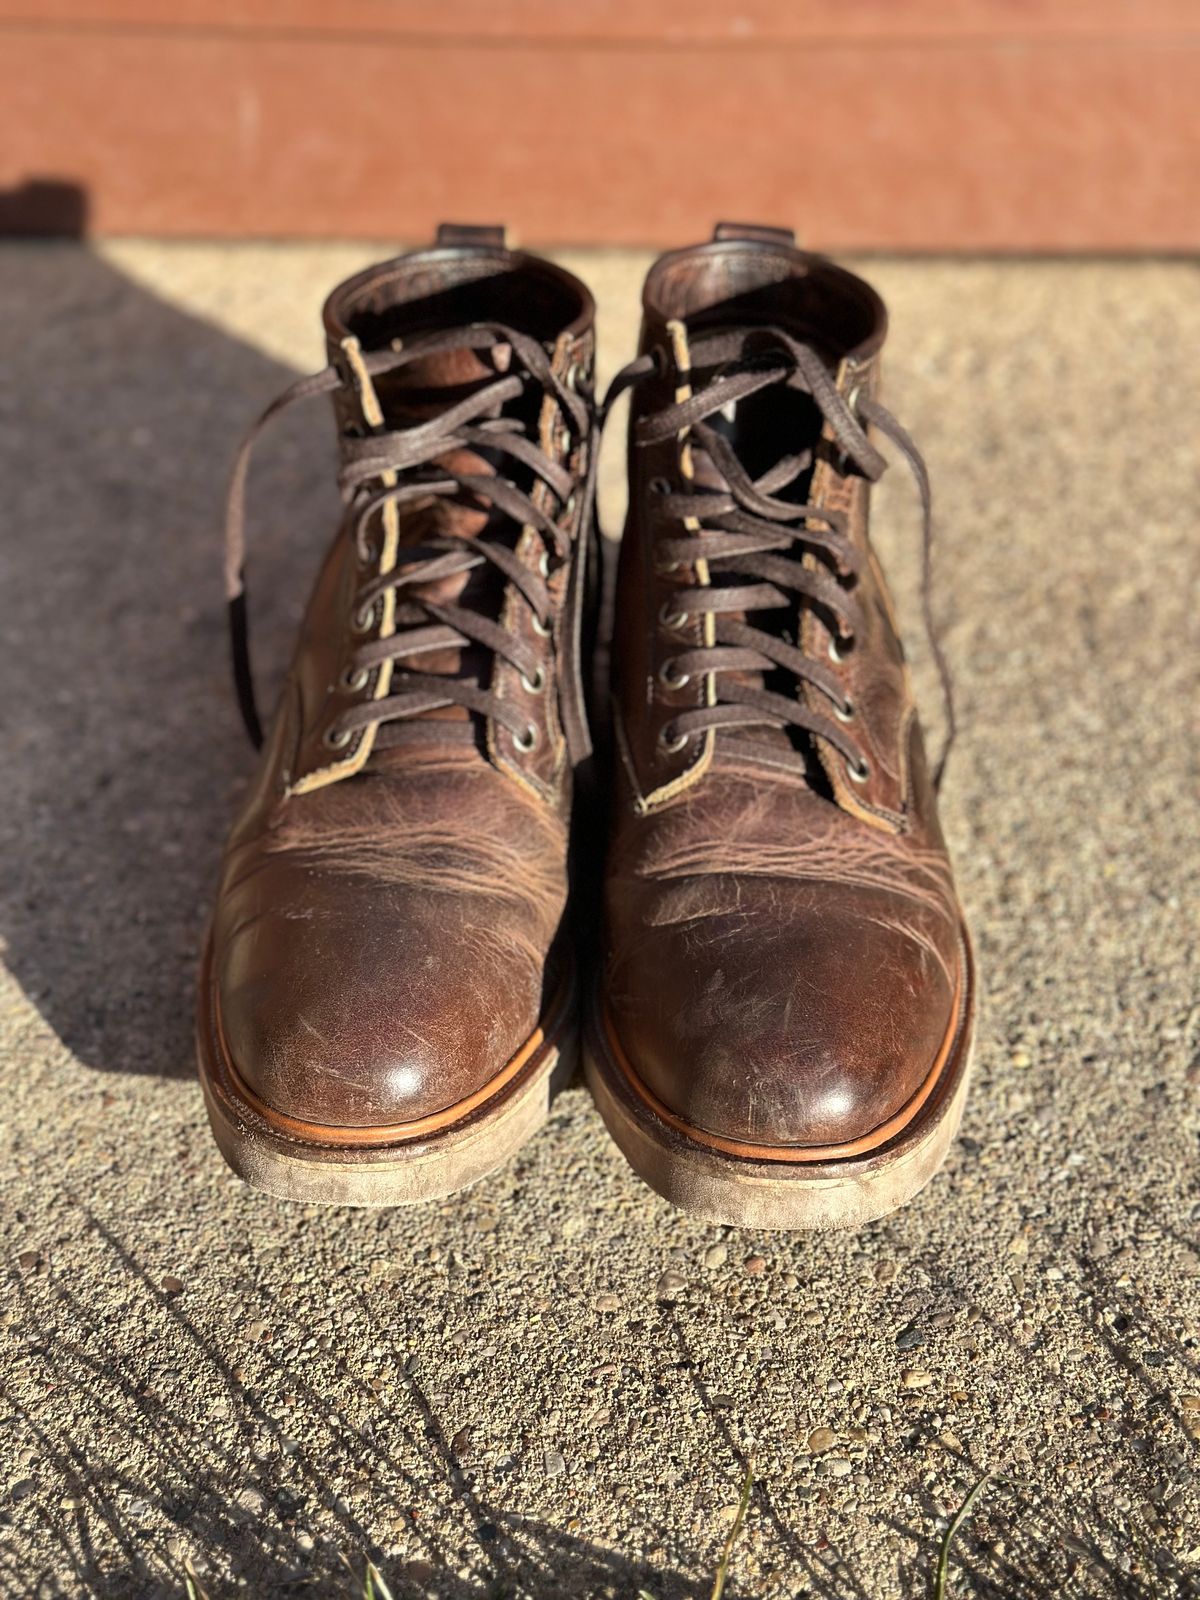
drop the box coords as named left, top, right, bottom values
left=1, top=18, right=1199, bottom=52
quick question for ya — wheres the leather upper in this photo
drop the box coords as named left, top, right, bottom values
left=602, top=228, right=967, bottom=1151
left=209, top=233, right=594, bottom=1128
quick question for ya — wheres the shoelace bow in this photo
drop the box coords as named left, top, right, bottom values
left=224, top=323, right=595, bottom=761
left=601, top=327, right=956, bottom=789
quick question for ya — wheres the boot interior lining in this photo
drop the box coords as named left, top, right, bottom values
left=334, top=254, right=588, bottom=349
left=646, top=245, right=885, bottom=362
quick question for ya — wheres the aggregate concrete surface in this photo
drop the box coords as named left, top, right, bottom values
left=1, top=241, right=1198, bottom=1599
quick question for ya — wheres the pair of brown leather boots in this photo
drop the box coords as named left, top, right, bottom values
left=197, top=222, right=974, bottom=1230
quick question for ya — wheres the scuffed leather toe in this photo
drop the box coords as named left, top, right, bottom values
left=215, top=851, right=559, bottom=1130
left=606, top=879, right=962, bottom=1150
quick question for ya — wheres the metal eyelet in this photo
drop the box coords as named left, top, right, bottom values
left=538, top=551, right=551, bottom=578
left=357, top=539, right=379, bottom=568
left=563, top=494, right=577, bottom=519
left=341, top=665, right=370, bottom=692
left=565, top=360, right=584, bottom=393
left=353, top=601, right=377, bottom=634
left=844, top=383, right=862, bottom=417
left=658, top=658, right=690, bottom=690
left=649, top=476, right=672, bottom=496
left=655, top=559, right=681, bottom=576
left=846, top=755, right=870, bottom=785
left=828, top=634, right=851, bottom=664
left=514, top=723, right=539, bottom=753
left=659, top=724, right=689, bottom=755
left=659, top=600, right=690, bottom=630
left=520, top=664, right=546, bottom=695
left=834, top=698, right=855, bottom=723
left=324, top=725, right=353, bottom=750
left=531, top=613, right=552, bottom=638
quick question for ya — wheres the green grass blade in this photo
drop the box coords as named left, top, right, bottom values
left=934, top=1473, right=991, bottom=1600
left=363, top=1561, right=395, bottom=1600
left=710, top=1464, right=754, bottom=1600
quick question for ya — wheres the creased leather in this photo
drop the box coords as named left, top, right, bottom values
left=601, top=233, right=967, bottom=1152
left=205, top=238, right=594, bottom=1131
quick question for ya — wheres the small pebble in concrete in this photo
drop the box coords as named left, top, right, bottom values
left=744, top=1255, right=767, bottom=1276
left=819, top=1458, right=853, bottom=1477
left=901, top=1369, right=933, bottom=1390
left=807, top=1426, right=837, bottom=1453
left=543, top=1450, right=566, bottom=1478
left=703, top=1243, right=729, bottom=1270
left=655, top=1270, right=687, bottom=1299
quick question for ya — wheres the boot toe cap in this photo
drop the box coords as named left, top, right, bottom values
left=214, top=863, right=554, bottom=1129
left=606, top=884, right=963, bottom=1150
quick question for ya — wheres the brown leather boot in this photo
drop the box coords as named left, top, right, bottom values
left=197, top=226, right=597, bottom=1204
left=587, top=225, right=974, bottom=1229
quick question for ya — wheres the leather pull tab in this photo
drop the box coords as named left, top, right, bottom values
left=712, top=221, right=795, bottom=246
left=435, top=222, right=508, bottom=249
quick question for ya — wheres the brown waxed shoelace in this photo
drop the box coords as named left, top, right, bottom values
left=224, top=323, right=596, bottom=761
left=601, top=327, right=957, bottom=789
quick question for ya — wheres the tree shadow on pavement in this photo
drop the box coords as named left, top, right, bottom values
left=0, top=1211, right=699, bottom=1599
left=664, top=1310, right=876, bottom=1600
left=889, top=1477, right=1198, bottom=1600
left=0, top=241, right=335, bottom=1081
left=889, top=1232, right=1200, bottom=1600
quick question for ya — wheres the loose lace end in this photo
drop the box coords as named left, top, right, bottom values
left=228, top=589, right=264, bottom=750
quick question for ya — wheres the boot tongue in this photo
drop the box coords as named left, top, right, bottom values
left=370, top=342, right=510, bottom=427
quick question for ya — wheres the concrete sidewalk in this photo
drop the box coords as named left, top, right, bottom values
left=1, top=242, right=1197, bottom=1599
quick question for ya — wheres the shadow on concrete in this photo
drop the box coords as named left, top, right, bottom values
left=664, top=1309, right=876, bottom=1600
left=0, top=1212, right=699, bottom=1599
left=0, top=239, right=336, bottom=1079
left=885, top=1234, right=1200, bottom=1599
